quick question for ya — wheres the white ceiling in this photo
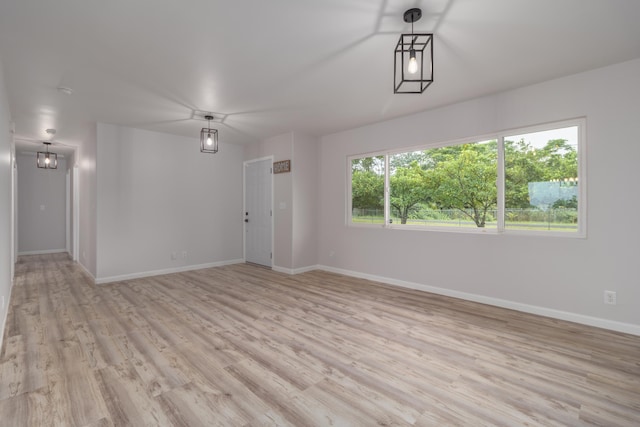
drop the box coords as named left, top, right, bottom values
left=1, top=0, right=640, bottom=154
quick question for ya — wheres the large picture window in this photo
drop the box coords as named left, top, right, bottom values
left=348, top=119, right=585, bottom=236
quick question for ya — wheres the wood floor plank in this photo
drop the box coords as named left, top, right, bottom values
left=170, top=348, right=273, bottom=423
left=0, top=311, right=46, bottom=399
left=217, top=327, right=325, bottom=391
left=94, top=363, right=174, bottom=427
left=156, top=381, right=249, bottom=427
left=1, top=253, right=639, bottom=426
left=0, top=335, right=28, bottom=399
left=312, top=374, right=423, bottom=425
left=225, top=360, right=361, bottom=427
left=0, top=387, right=53, bottom=427
left=45, top=357, right=109, bottom=426
left=113, top=330, right=189, bottom=397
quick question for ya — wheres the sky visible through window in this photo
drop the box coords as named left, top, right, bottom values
left=507, top=127, right=578, bottom=150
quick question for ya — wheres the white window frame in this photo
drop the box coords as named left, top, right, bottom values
left=347, top=118, right=587, bottom=238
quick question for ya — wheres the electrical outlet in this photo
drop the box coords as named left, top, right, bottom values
left=604, top=290, right=617, bottom=305
left=182, top=251, right=187, bottom=259
left=171, top=251, right=178, bottom=260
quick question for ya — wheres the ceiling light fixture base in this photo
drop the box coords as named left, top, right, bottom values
left=403, top=8, right=422, bottom=23
left=191, top=110, right=227, bottom=123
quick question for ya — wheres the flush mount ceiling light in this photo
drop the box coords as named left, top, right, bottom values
left=394, top=8, right=434, bottom=94
left=200, top=115, right=219, bottom=154
left=37, top=142, right=58, bottom=169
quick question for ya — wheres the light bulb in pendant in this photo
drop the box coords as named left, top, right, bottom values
left=206, top=134, right=213, bottom=146
left=45, top=155, right=50, bottom=165
left=408, top=49, right=418, bottom=74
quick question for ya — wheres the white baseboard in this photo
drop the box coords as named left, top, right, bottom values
left=82, top=257, right=640, bottom=336
left=18, top=248, right=67, bottom=256
left=272, top=264, right=319, bottom=275
left=95, top=259, right=245, bottom=284
left=317, top=265, right=640, bottom=337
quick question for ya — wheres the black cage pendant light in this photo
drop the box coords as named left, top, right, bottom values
left=200, top=115, right=219, bottom=154
left=36, top=142, right=58, bottom=169
left=394, top=8, right=434, bottom=94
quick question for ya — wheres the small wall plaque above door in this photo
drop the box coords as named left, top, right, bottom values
left=273, top=160, right=291, bottom=174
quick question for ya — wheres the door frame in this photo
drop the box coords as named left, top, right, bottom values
left=10, top=136, right=16, bottom=277
left=72, top=165, right=79, bottom=262
left=243, top=156, right=274, bottom=266
left=66, top=169, right=70, bottom=254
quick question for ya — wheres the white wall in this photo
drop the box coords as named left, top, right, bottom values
left=318, top=59, right=640, bottom=333
left=96, top=123, right=244, bottom=282
left=245, top=131, right=318, bottom=272
left=16, top=154, right=67, bottom=254
left=0, top=57, right=13, bottom=349
left=79, top=124, right=97, bottom=277
left=292, top=132, right=318, bottom=271
left=67, top=151, right=76, bottom=258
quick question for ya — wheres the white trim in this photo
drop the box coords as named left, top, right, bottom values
left=293, top=265, right=320, bottom=274
left=95, top=259, right=244, bottom=284
left=345, top=155, right=351, bottom=226
left=579, top=118, right=588, bottom=237
left=384, top=153, right=390, bottom=226
left=272, top=265, right=293, bottom=274
left=316, top=264, right=640, bottom=337
left=66, top=169, right=70, bottom=253
left=497, top=135, right=505, bottom=230
left=11, top=139, right=17, bottom=275
left=72, top=166, right=79, bottom=262
left=387, top=223, right=498, bottom=234
left=18, top=248, right=67, bottom=256
left=272, top=264, right=319, bottom=275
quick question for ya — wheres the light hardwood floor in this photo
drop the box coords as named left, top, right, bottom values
left=1, top=253, right=639, bottom=426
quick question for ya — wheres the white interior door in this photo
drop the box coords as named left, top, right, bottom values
left=244, top=158, right=272, bottom=267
